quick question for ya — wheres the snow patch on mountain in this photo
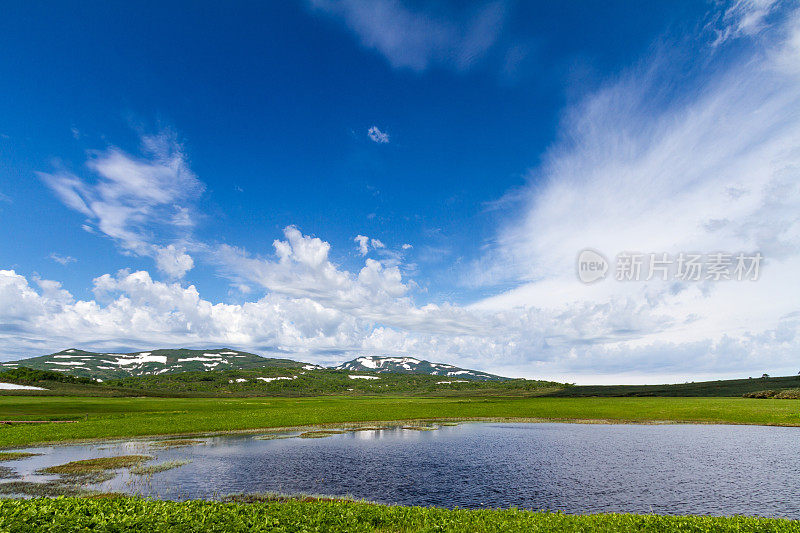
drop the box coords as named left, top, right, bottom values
left=0, top=382, right=47, bottom=390
left=256, top=376, right=297, bottom=383
left=334, top=356, right=507, bottom=381
left=109, top=353, right=168, bottom=365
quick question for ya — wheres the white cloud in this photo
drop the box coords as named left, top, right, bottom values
left=355, top=235, right=370, bottom=256
left=0, top=267, right=493, bottom=368
left=367, top=126, right=389, bottom=144
left=709, top=0, right=781, bottom=45
left=309, top=0, right=507, bottom=72
left=49, top=253, right=77, bottom=266
left=402, top=243, right=413, bottom=250
left=354, top=234, right=388, bottom=256
left=2, top=261, right=797, bottom=383
left=15, top=4, right=799, bottom=383
left=468, top=5, right=800, bottom=380
left=39, top=130, right=203, bottom=278
left=214, top=227, right=412, bottom=311
left=154, top=245, right=194, bottom=279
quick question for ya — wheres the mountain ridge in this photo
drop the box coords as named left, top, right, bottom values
left=2, top=350, right=508, bottom=382
left=1, top=348, right=306, bottom=381
left=334, top=356, right=509, bottom=381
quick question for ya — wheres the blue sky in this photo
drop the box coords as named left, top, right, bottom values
left=1, top=1, right=799, bottom=383
left=0, top=1, right=704, bottom=302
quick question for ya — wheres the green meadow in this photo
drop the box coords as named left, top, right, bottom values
left=0, top=496, right=798, bottom=532
left=1, top=395, right=799, bottom=448
left=2, top=395, right=799, bottom=531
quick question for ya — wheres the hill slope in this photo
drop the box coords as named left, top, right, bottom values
left=547, top=374, right=800, bottom=397
left=334, top=356, right=509, bottom=381
left=1, top=348, right=306, bottom=381
left=101, top=368, right=555, bottom=396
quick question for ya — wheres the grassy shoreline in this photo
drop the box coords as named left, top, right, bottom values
left=0, top=396, right=799, bottom=449
left=0, top=496, right=798, bottom=532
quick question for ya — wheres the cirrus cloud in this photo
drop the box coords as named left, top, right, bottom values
left=308, top=0, right=508, bottom=72
left=38, top=130, right=202, bottom=278
left=13, top=2, right=800, bottom=383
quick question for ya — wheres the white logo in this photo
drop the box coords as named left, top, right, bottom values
left=577, top=249, right=608, bottom=283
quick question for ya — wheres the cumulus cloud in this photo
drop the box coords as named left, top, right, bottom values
left=2, top=262, right=797, bottom=383
left=367, top=126, right=389, bottom=143
left=214, top=227, right=413, bottom=313
left=309, top=0, right=508, bottom=72
left=38, top=130, right=203, bottom=278
left=154, top=245, right=194, bottom=279
left=13, top=3, right=799, bottom=383
left=0, top=267, right=474, bottom=366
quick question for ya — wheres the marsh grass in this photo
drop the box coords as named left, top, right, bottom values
left=38, top=455, right=152, bottom=476
left=0, top=480, right=91, bottom=497
left=0, top=452, right=41, bottom=461
left=130, top=459, right=191, bottom=475
left=253, top=433, right=296, bottom=440
left=149, top=439, right=204, bottom=448
left=298, top=430, right=345, bottom=439
left=0, top=465, right=18, bottom=479
left=7, top=455, right=154, bottom=496
left=403, top=425, right=437, bottom=431
left=255, top=425, right=393, bottom=439
left=0, top=456, right=155, bottom=498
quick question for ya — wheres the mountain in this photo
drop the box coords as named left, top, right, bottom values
left=1, top=349, right=507, bottom=383
left=1, top=348, right=307, bottom=381
left=333, top=356, right=509, bottom=381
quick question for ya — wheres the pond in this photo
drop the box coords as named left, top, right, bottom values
left=2, top=422, right=799, bottom=518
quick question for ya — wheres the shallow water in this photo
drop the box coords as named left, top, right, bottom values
left=3, top=422, right=800, bottom=518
